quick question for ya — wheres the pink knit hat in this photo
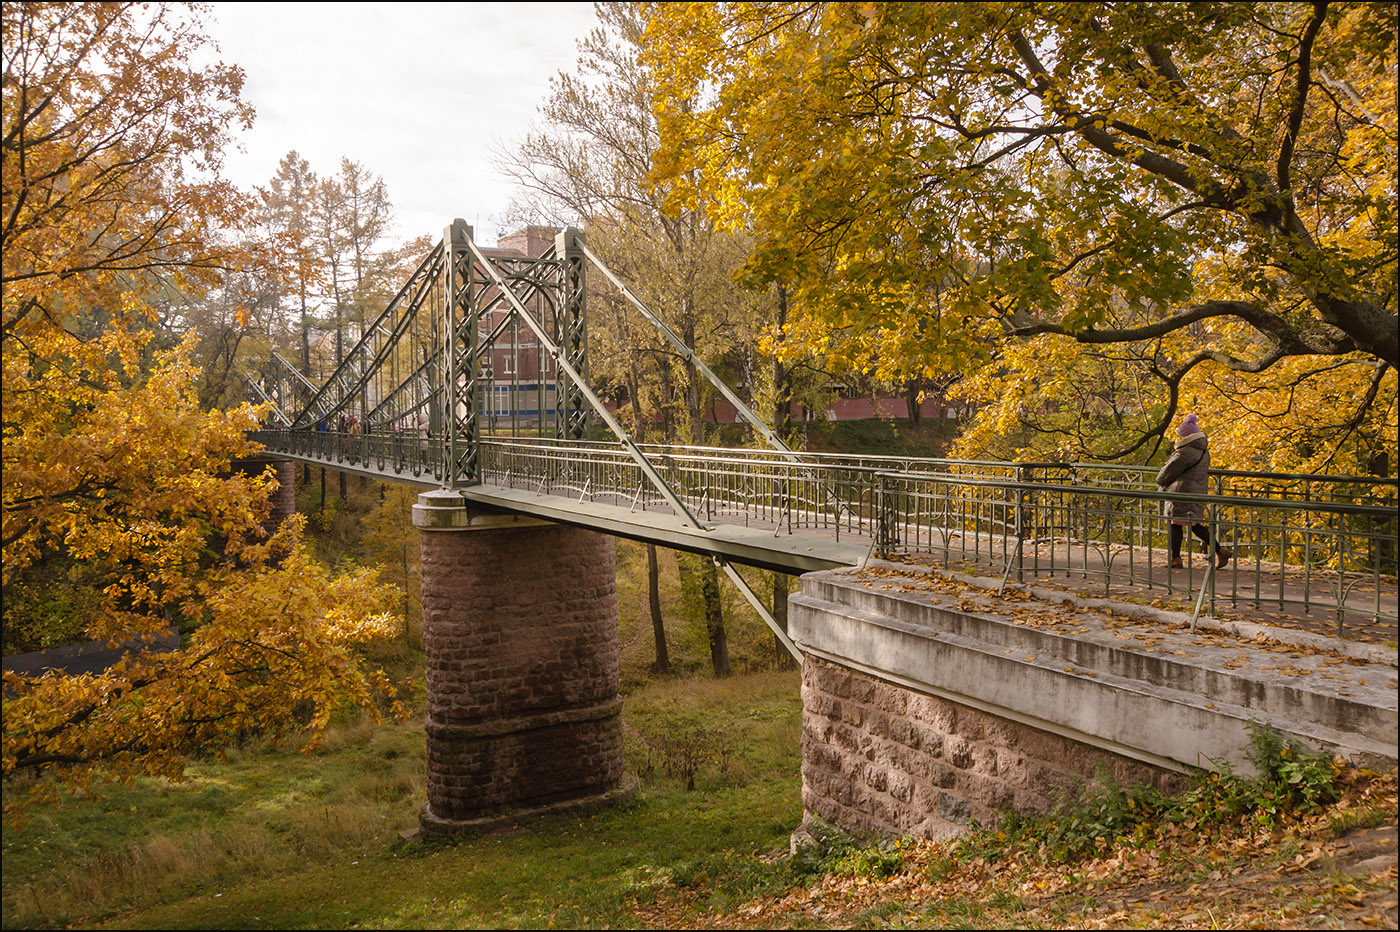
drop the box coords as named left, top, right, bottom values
left=1177, top=413, right=1200, bottom=437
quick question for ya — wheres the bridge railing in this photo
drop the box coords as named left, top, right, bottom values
left=477, top=436, right=1398, bottom=507
left=874, top=468, right=1397, bottom=636
left=480, top=438, right=887, bottom=541
left=254, top=427, right=448, bottom=485
left=248, top=430, right=1397, bottom=637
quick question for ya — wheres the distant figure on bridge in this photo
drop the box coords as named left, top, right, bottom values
left=1156, top=413, right=1232, bottom=570
left=415, top=410, right=429, bottom=464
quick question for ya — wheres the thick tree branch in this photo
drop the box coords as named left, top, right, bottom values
left=1005, top=25, right=1397, bottom=368
left=1006, top=29, right=1232, bottom=204
left=1278, top=1, right=1328, bottom=193
left=1005, top=300, right=1356, bottom=358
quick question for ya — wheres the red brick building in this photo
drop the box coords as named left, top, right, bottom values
left=478, top=227, right=562, bottom=427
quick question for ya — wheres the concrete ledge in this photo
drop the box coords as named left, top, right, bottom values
left=791, top=567, right=1398, bottom=776
left=412, top=488, right=556, bottom=531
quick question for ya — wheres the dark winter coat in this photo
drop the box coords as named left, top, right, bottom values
left=1155, top=432, right=1210, bottom=523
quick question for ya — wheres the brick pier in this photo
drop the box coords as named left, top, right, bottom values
left=268, top=459, right=296, bottom=529
left=230, top=457, right=297, bottom=534
left=413, top=489, right=633, bottom=838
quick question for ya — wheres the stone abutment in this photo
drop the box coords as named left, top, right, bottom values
left=790, top=563, right=1398, bottom=842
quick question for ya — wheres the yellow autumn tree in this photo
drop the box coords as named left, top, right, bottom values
left=643, top=2, right=1397, bottom=469
left=2, top=2, right=404, bottom=817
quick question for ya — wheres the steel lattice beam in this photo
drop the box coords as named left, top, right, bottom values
left=556, top=227, right=588, bottom=441
left=441, top=220, right=478, bottom=488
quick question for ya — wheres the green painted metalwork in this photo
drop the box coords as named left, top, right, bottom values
left=245, top=222, right=1398, bottom=645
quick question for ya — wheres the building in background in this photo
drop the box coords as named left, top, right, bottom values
left=477, top=227, right=561, bottom=430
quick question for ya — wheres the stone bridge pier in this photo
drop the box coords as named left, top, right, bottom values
left=413, top=489, right=634, bottom=838
left=231, top=457, right=298, bottom=534
left=267, top=459, right=297, bottom=529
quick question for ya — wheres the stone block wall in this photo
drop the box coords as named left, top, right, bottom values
left=229, top=457, right=298, bottom=535
left=801, top=655, right=1183, bottom=840
left=269, top=460, right=296, bottom=529
left=418, top=518, right=625, bottom=835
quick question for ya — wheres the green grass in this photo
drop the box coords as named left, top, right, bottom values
left=698, top=416, right=959, bottom=458
left=801, top=416, right=959, bottom=457
left=2, top=670, right=804, bottom=930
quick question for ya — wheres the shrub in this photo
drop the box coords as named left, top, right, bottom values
left=940, top=723, right=1345, bottom=873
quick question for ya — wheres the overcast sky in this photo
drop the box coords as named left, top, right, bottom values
left=205, top=2, right=600, bottom=246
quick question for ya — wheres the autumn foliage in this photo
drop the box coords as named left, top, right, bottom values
left=643, top=2, right=1397, bottom=468
left=2, top=2, right=404, bottom=817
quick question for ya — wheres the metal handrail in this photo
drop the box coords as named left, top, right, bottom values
left=248, top=430, right=1399, bottom=639
left=477, top=435, right=1397, bottom=503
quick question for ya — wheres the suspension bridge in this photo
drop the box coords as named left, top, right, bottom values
left=243, top=220, right=1398, bottom=840
left=246, top=220, right=1397, bottom=643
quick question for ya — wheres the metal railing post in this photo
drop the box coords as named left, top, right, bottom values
left=876, top=474, right=898, bottom=559
left=1015, top=466, right=1027, bottom=584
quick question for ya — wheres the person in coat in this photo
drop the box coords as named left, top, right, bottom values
left=1156, top=413, right=1232, bottom=569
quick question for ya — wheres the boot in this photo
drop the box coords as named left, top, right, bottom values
left=1169, top=557, right=1184, bottom=569
left=1216, top=546, right=1232, bottom=569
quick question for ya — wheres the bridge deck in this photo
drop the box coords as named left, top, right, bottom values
left=272, top=454, right=864, bottom=573
left=466, top=483, right=867, bottom=574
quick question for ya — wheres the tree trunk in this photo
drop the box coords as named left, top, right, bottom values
left=319, top=467, right=326, bottom=510
left=682, top=301, right=703, bottom=447
left=627, top=360, right=644, bottom=440
left=772, top=571, right=794, bottom=668
left=773, top=285, right=794, bottom=444
left=906, top=380, right=923, bottom=424
left=400, top=539, right=412, bottom=646
left=647, top=544, right=670, bottom=674
left=300, top=287, right=311, bottom=375
left=658, top=362, right=675, bottom=442
left=702, top=558, right=729, bottom=677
